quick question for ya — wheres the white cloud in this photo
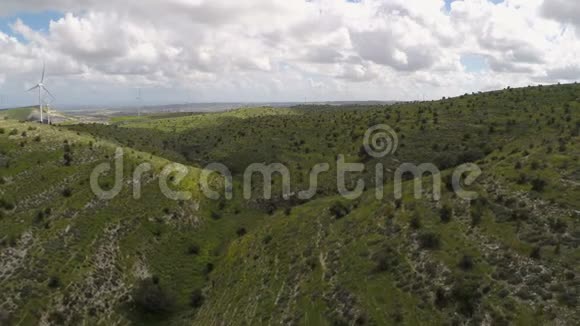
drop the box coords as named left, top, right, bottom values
left=0, top=0, right=578, bottom=107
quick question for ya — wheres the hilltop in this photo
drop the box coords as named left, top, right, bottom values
left=0, top=83, right=579, bottom=325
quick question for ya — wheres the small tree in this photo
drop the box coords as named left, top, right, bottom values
left=190, top=289, right=204, bottom=308
left=458, top=255, right=474, bottom=271
left=47, top=276, right=61, bottom=288
left=187, top=244, right=200, bottom=255
left=133, top=278, right=175, bottom=315
left=530, top=246, right=541, bottom=259
left=419, top=232, right=440, bottom=250
left=330, top=201, right=350, bottom=219
left=236, top=227, right=247, bottom=237
left=531, top=178, right=546, bottom=192
left=440, top=205, right=452, bottom=223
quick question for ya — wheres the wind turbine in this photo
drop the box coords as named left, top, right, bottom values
left=28, top=63, right=54, bottom=123
left=136, top=88, right=142, bottom=116
left=42, top=91, right=55, bottom=125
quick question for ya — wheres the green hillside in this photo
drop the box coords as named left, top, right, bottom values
left=0, top=107, right=37, bottom=121
left=1, top=84, right=579, bottom=325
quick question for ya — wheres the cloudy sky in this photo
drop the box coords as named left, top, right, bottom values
left=0, top=0, right=578, bottom=107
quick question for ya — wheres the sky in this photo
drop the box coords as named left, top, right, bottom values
left=0, top=0, right=579, bottom=108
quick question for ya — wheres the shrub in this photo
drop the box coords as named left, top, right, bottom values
left=0, top=198, right=15, bottom=210
left=8, top=129, right=18, bottom=136
left=210, top=211, right=221, bottom=220
left=440, top=205, right=452, bottom=223
left=372, top=246, right=400, bottom=273
left=458, top=255, right=474, bottom=271
left=0, top=128, right=4, bottom=134
left=530, top=246, right=541, bottom=259
left=451, top=278, right=482, bottom=316
left=187, top=244, right=200, bottom=255
left=549, top=218, right=567, bottom=233
left=257, top=234, right=271, bottom=247
left=190, top=289, right=204, bottom=308
left=63, top=153, right=73, bottom=166
left=419, top=232, right=440, bottom=250
left=471, top=209, right=482, bottom=227
left=48, top=276, right=61, bottom=288
left=434, top=288, right=448, bottom=309
left=433, top=153, right=457, bottom=170
left=330, top=201, right=350, bottom=219
left=236, top=227, right=247, bottom=237
left=203, top=263, right=214, bottom=276
left=34, top=211, right=45, bottom=223
left=47, top=311, right=66, bottom=324
left=61, top=188, right=73, bottom=198
left=133, top=278, right=175, bottom=315
left=409, top=215, right=421, bottom=230
left=456, top=149, right=485, bottom=165
left=531, top=178, right=546, bottom=192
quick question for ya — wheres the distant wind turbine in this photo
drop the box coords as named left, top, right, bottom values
left=42, top=91, right=55, bottom=125
left=136, top=88, right=142, bottom=116
left=28, top=63, right=54, bottom=124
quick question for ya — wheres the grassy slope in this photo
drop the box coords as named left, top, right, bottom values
left=0, top=83, right=579, bottom=325
left=0, top=119, right=270, bottom=325
left=0, top=107, right=37, bottom=121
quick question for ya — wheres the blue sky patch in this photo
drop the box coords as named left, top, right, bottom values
left=461, top=54, right=488, bottom=73
left=445, top=0, right=504, bottom=12
left=0, top=10, right=63, bottom=41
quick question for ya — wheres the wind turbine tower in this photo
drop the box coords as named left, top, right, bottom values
left=43, top=92, right=55, bottom=125
left=28, top=64, right=54, bottom=124
left=137, top=88, right=142, bottom=117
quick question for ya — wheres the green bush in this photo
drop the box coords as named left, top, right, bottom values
left=451, top=277, right=482, bottom=316
left=458, top=255, right=474, bottom=271
left=190, top=289, right=204, bottom=308
left=530, top=246, right=541, bottom=259
left=63, top=153, right=73, bottom=166
left=531, top=178, right=546, bottom=192
left=409, top=215, right=421, bottom=230
left=210, top=211, right=221, bottom=220
left=0, top=198, right=15, bottom=210
left=61, top=188, right=73, bottom=198
left=419, top=232, right=440, bottom=250
left=187, top=244, right=200, bottom=255
left=329, top=201, right=350, bottom=219
left=48, top=276, right=61, bottom=288
left=133, top=278, right=175, bottom=315
left=236, top=227, right=247, bottom=237
left=440, top=205, right=452, bottom=223
left=371, top=246, right=400, bottom=273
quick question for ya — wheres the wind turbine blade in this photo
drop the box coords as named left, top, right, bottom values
left=42, top=86, right=55, bottom=99
left=28, top=85, right=40, bottom=92
left=41, top=63, right=46, bottom=83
